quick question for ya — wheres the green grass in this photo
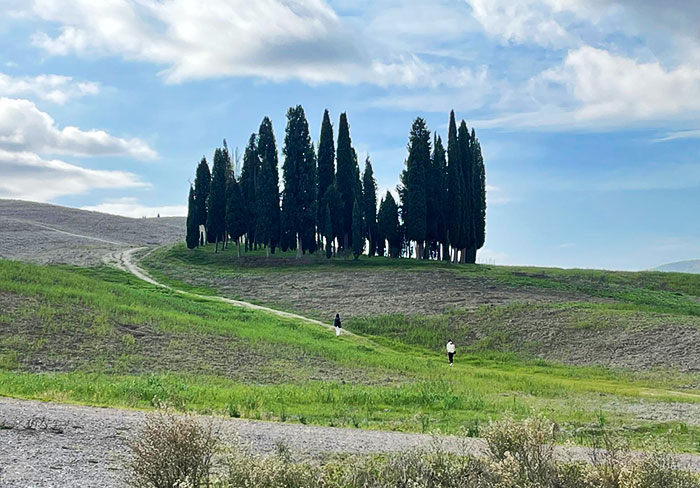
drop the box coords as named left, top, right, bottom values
left=3, top=257, right=700, bottom=451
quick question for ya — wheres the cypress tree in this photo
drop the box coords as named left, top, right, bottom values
left=185, top=185, right=199, bottom=249
left=282, top=105, right=317, bottom=257
left=239, top=133, right=259, bottom=251
left=324, top=204, right=333, bottom=259
left=317, top=109, right=335, bottom=236
left=458, top=120, right=474, bottom=263
left=400, top=117, right=430, bottom=259
left=378, top=191, right=400, bottom=258
left=256, top=116, right=281, bottom=256
left=352, top=198, right=363, bottom=260
left=321, top=183, right=343, bottom=253
left=193, top=157, right=211, bottom=245
left=446, top=111, right=462, bottom=262
left=335, top=112, right=361, bottom=251
left=362, top=156, right=378, bottom=257
left=207, top=147, right=228, bottom=252
left=225, top=177, right=246, bottom=257
left=472, top=130, right=486, bottom=261
left=432, top=134, right=449, bottom=260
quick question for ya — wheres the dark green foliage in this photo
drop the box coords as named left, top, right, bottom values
left=256, top=117, right=281, bottom=255
left=446, top=111, right=462, bottom=260
left=472, top=130, right=486, bottom=256
left=207, top=147, right=228, bottom=251
left=321, top=183, right=343, bottom=248
left=362, top=157, right=378, bottom=257
left=378, top=191, right=400, bottom=258
left=185, top=186, right=199, bottom=249
left=194, top=157, right=211, bottom=242
left=317, top=109, right=335, bottom=228
left=458, top=120, right=474, bottom=262
left=335, top=112, right=361, bottom=250
left=352, top=199, right=363, bottom=260
left=225, top=177, right=246, bottom=256
left=240, top=134, right=259, bottom=251
left=281, top=105, right=317, bottom=256
left=432, top=134, right=448, bottom=259
left=323, top=205, right=332, bottom=259
left=400, top=117, right=430, bottom=258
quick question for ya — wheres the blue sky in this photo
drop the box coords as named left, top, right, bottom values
left=0, top=0, right=699, bottom=270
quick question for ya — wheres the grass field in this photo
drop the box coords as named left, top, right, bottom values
left=3, top=253, right=700, bottom=452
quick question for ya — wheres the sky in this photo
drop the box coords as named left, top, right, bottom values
left=0, top=0, right=698, bottom=270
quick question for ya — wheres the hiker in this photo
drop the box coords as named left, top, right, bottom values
left=446, top=339, right=455, bottom=367
left=334, top=313, right=341, bottom=336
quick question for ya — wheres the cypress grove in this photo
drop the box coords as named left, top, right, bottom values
left=186, top=107, right=486, bottom=263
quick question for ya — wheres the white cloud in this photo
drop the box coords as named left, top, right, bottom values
left=25, top=0, right=478, bottom=87
left=0, top=150, right=146, bottom=201
left=486, top=185, right=511, bottom=205
left=81, top=197, right=186, bottom=218
left=0, top=97, right=157, bottom=159
left=541, top=46, right=700, bottom=122
left=653, top=129, right=700, bottom=143
left=0, top=72, right=99, bottom=104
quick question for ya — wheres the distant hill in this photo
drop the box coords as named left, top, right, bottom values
left=0, top=199, right=183, bottom=266
left=655, top=260, right=700, bottom=274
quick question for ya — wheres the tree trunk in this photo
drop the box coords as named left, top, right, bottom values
left=266, top=244, right=270, bottom=258
left=237, top=238, right=242, bottom=258
left=296, top=234, right=302, bottom=259
left=215, top=236, right=219, bottom=253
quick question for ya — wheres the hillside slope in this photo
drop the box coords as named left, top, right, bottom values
left=657, top=260, right=700, bottom=274
left=0, top=200, right=183, bottom=265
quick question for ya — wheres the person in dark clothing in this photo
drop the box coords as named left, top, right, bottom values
left=334, top=313, right=341, bottom=336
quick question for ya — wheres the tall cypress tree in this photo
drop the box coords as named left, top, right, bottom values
left=362, top=156, right=378, bottom=257
left=472, top=129, right=486, bottom=262
left=352, top=199, right=363, bottom=260
left=239, top=134, right=259, bottom=251
left=225, top=177, right=246, bottom=257
left=282, top=105, right=317, bottom=257
left=256, top=116, right=281, bottom=256
left=378, top=191, right=400, bottom=258
left=317, top=109, right=335, bottom=236
left=400, top=117, right=430, bottom=259
left=193, top=157, right=211, bottom=245
left=458, top=120, right=474, bottom=263
left=335, top=112, right=361, bottom=251
left=432, top=134, right=449, bottom=260
left=446, top=111, right=462, bottom=262
left=185, top=185, right=199, bottom=249
left=207, top=147, right=228, bottom=252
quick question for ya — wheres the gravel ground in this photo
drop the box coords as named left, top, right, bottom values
left=0, top=200, right=183, bottom=266
left=3, top=397, right=700, bottom=487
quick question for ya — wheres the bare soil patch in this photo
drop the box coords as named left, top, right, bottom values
left=173, top=269, right=600, bottom=319
left=452, top=306, right=700, bottom=372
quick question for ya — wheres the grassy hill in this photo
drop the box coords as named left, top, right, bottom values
left=143, top=243, right=700, bottom=372
left=3, top=253, right=700, bottom=451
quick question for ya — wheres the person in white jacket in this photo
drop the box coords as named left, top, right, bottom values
left=446, top=340, right=456, bottom=367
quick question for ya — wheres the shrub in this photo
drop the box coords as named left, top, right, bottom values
left=127, top=409, right=218, bottom=488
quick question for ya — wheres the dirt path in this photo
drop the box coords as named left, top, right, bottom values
left=109, top=247, right=353, bottom=336
left=3, top=397, right=700, bottom=487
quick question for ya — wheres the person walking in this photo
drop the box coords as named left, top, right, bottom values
left=446, top=339, right=455, bottom=367
left=334, top=313, right=342, bottom=336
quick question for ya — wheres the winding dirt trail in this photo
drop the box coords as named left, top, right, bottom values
left=109, top=246, right=353, bottom=335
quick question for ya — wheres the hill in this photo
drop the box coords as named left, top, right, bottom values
left=0, top=199, right=183, bottom=265
left=143, top=244, right=700, bottom=373
left=657, top=260, right=700, bottom=274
